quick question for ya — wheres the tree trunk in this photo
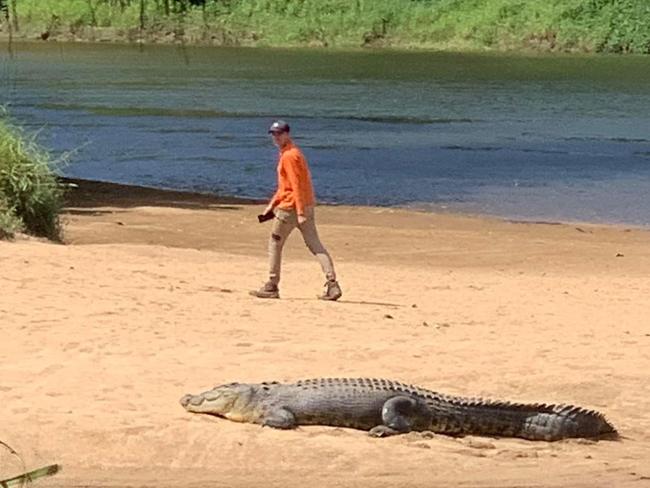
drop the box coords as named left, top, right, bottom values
left=140, top=0, right=145, bottom=31
left=10, top=0, right=18, bottom=32
left=87, top=0, right=97, bottom=27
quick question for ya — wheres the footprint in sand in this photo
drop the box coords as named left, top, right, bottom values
left=494, top=448, right=543, bottom=459
left=408, top=442, right=432, bottom=449
left=305, top=427, right=352, bottom=438
left=462, top=439, right=497, bottom=450
left=39, top=364, right=64, bottom=375
left=120, top=426, right=154, bottom=435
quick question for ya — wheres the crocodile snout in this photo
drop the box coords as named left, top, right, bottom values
left=179, top=394, right=194, bottom=407
left=179, top=393, right=208, bottom=408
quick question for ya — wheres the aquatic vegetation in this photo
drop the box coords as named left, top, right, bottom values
left=0, top=112, right=63, bottom=240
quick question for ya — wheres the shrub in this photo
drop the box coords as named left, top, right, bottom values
left=0, top=115, right=64, bottom=241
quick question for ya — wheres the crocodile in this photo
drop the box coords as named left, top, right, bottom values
left=179, top=377, right=617, bottom=441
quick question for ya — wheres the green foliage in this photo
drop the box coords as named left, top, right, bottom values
left=560, top=0, right=650, bottom=53
left=0, top=193, right=23, bottom=239
left=0, top=115, right=64, bottom=241
left=10, top=0, right=650, bottom=52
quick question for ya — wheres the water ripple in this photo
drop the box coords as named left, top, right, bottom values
left=38, top=103, right=475, bottom=125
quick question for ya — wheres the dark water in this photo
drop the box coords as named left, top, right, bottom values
left=2, top=42, right=650, bottom=226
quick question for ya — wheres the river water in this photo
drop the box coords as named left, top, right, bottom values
left=2, top=42, right=649, bottom=226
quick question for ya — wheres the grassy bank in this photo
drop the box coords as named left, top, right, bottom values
left=2, top=0, right=649, bottom=53
left=0, top=113, right=63, bottom=241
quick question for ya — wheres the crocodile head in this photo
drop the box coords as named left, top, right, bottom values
left=179, top=382, right=257, bottom=422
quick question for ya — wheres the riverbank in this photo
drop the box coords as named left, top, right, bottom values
left=2, top=178, right=650, bottom=487
left=1, top=0, right=649, bottom=53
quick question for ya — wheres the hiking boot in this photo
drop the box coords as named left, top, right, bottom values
left=318, top=280, right=342, bottom=301
left=249, top=281, right=279, bottom=299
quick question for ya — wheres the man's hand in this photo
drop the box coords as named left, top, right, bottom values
left=263, top=204, right=274, bottom=216
left=297, top=214, right=307, bottom=225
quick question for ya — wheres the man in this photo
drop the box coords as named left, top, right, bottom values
left=250, top=120, right=342, bottom=301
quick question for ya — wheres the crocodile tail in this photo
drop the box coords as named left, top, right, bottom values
left=440, top=398, right=618, bottom=441
left=520, top=404, right=618, bottom=441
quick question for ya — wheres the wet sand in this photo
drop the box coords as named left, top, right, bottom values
left=1, top=179, right=649, bottom=487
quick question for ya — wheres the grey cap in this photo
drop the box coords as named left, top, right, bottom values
left=268, top=120, right=290, bottom=134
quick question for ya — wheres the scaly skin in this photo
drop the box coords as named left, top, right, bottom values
left=179, top=378, right=617, bottom=441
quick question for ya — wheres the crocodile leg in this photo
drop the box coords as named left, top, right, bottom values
left=261, top=407, right=296, bottom=429
left=369, top=396, right=431, bottom=437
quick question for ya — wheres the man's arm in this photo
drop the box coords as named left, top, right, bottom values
left=264, top=168, right=283, bottom=214
left=264, top=194, right=278, bottom=216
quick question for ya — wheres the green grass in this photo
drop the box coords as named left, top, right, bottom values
left=0, top=113, right=64, bottom=241
left=9, top=0, right=650, bottom=53
left=8, top=0, right=650, bottom=53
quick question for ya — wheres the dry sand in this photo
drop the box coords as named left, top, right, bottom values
left=1, top=179, right=650, bottom=487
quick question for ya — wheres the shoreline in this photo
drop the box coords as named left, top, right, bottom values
left=0, top=31, right=643, bottom=56
left=61, top=177, right=265, bottom=209
left=61, top=177, right=650, bottom=233
left=58, top=176, right=650, bottom=276
left=0, top=33, right=563, bottom=55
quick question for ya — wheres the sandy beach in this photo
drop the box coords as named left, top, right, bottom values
left=1, top=178, right=650, bottom=488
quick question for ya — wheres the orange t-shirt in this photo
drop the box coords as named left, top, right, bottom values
left=270, top=142, right=316, bottom=215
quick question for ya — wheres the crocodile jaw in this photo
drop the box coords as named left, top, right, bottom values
left=179, top=393, right=212, bottom=412
left=180, top=383, right=258, bottom=420
left=179, top=389, right=236, bottom=415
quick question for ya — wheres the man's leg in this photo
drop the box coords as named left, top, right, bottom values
left=298, top=208, right=341, bottom=301
left=250, top=209, right=296, bottom=298
left=268, top=209, right=297, bottom=286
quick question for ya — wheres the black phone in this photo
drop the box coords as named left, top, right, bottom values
left=257, top=210, right=275, bottom=223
